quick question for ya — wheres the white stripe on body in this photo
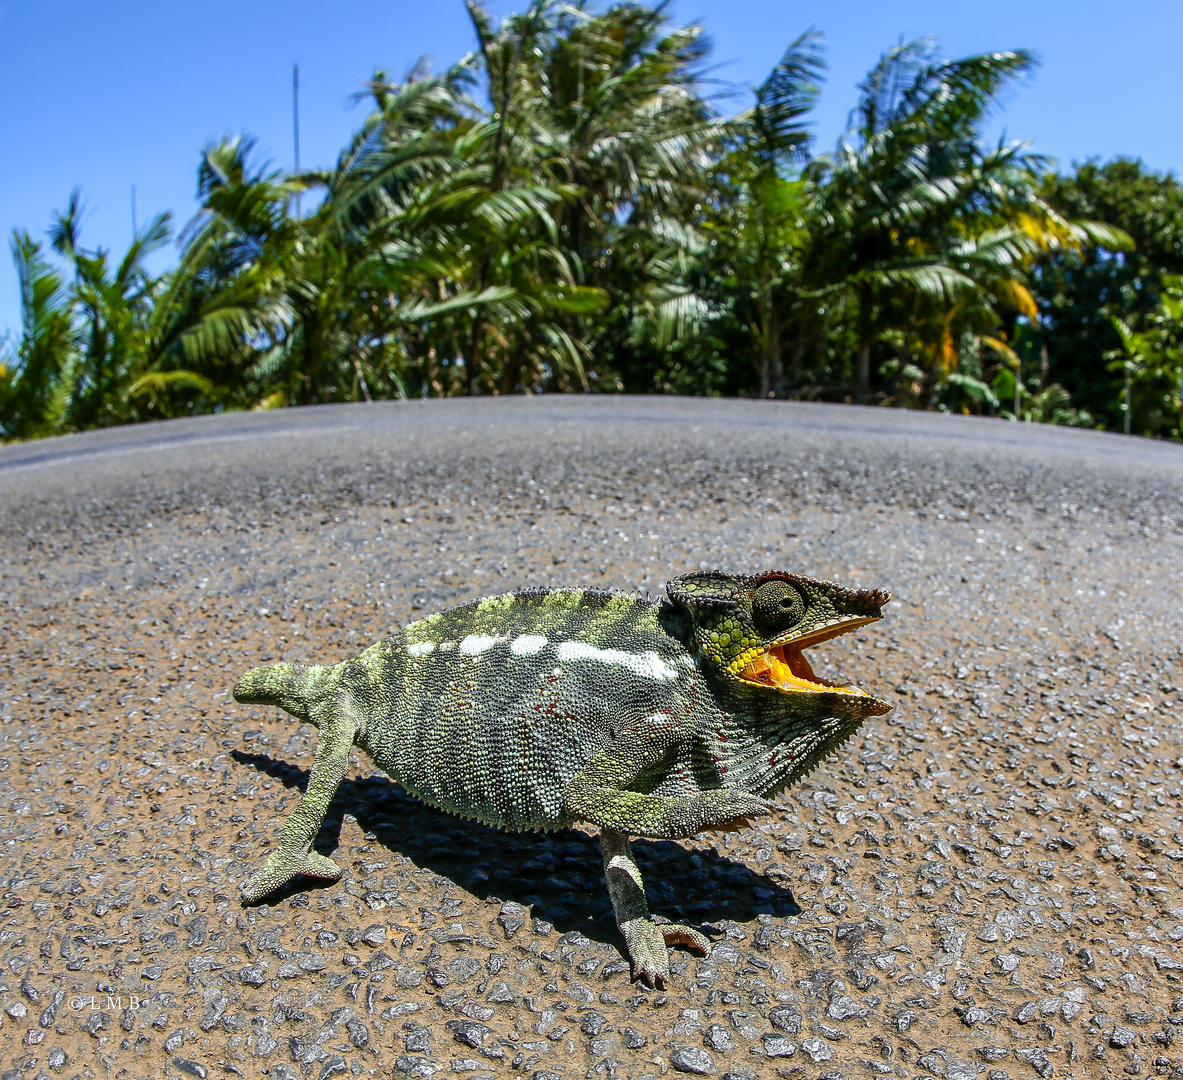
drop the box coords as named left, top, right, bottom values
left=509, top=634, right=548, bottom=656
left=459, top=634, right=503, bottom=656
left=554, top=641, right=679, bottom=681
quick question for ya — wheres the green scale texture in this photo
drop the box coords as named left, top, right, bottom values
left=356, top=588, right=710, bottom=831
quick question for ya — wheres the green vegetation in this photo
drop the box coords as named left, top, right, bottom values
left=2, top=1, right=1180, bottom=441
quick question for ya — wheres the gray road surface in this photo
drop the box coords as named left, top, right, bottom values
left=2, top=398, right=1182, bottom=1080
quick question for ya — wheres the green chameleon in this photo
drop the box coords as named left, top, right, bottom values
left=234, top=570, right=891, bottom=988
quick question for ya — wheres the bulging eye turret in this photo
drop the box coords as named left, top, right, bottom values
left=752, top=580, right=806, bottom=633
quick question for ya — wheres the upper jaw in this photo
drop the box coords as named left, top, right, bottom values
left=734, top=615, right=892, bottom=714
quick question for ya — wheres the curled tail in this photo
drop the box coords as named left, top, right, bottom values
left=233, top=662, right=338, bottom=726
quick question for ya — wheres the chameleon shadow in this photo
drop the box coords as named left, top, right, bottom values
left=231, top=750, right=802, bottom=945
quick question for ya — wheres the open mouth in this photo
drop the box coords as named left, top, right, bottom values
left=738, top=622, right=872, bottom=697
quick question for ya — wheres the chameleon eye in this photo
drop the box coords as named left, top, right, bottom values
left=752, top=580, right=806, bottom=632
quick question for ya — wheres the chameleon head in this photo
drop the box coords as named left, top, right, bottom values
left=666, top=569, right=893, bottom=718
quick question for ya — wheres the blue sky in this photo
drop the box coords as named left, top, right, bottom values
left=2, top=0, right=1180, bottom=338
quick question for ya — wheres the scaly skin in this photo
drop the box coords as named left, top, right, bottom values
left=233, top=571, right=893, bottom=984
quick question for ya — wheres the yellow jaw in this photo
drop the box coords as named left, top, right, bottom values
left=734, top=618, right=877, bottom=697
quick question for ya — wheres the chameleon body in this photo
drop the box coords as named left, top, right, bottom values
left=233, top=570, right=891, bottom=987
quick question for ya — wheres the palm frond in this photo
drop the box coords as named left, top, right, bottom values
left=394, top=285, right=519, bottom=322
left=860, top=263, right=980, bottom=301
left=127, top=369, right=215, bottom=399
left=749, top=30, right=825, bottom=167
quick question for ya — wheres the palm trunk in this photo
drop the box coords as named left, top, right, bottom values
left=303, top=316, right=323, bottom=405
left=756, top=294, right=783, bottom=399
left=464, top=40, right=520, bottom=399
left=789, top=333, right=806, bottom=392
left=856, top=282, right=873, bottom=400
left=766, top=305, right=783, bottom=398
left=498, top=342, right=521, bottom=396
left=466, top=315, right=482, bottom=396
left=813, top=319, right=827, bottom=390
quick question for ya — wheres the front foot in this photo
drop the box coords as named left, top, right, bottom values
left=240, top=847, right=342, bottom=904
left=620, top=917, right=711, bottom=989
left=714, top=795, right=775, bottom=834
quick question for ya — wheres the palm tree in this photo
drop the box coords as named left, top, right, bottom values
left=804, top=40, right=1135, bottom=403
left=44, top=192, right=173, bottom=429
left=709, top=31, right=823, bottom=398
left=131, top=138, right=295, bottom=413
left=459, top=0, right=722, bottom=391
left=0, top=233, right=76, bottom=439
left=803, top=42, right=1037, bottom=398
left=0, top=1, right=1152, bottom=438
left=1109, top=274, right=1183, bottom=437
left=326, top=56, right=600, bottom=398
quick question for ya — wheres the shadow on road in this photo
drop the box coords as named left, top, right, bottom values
left=232, top=750, right=802, bottom=950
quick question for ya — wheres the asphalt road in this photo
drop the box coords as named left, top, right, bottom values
left=2, top=398, right=1183, bottom=1080
left=2, top=397, right=1179, bottom=522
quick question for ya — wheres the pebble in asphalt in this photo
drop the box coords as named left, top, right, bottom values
left=1, top=397, right=1182, bottom=1080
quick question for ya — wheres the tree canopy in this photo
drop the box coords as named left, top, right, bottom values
left=3, top=1, right=1178, bottom=442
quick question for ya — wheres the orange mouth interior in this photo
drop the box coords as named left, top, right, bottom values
left=738, top=625, right=870, bottom=696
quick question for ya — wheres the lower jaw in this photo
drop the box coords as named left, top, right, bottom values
left=739, top=647, right=867, bottom=697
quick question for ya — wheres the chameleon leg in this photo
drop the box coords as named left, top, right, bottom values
left=563, top=752, right=773, bottom=840
left=600, top=829, right=710, bottom=989
left=240, top=697, right=358, bottom=904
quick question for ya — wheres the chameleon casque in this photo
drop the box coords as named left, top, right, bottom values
left=233, top=570, right=891, bottom=987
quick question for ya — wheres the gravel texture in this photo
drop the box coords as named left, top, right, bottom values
left=1, top=395, right=1183, bottom=1080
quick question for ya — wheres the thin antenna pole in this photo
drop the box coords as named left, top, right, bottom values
left=131, top=185, right=137, bottom=238
left=293, top=63, right=302, bottom=220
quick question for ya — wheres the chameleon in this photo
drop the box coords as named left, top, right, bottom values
left=233, top=569, right=891, bottom=988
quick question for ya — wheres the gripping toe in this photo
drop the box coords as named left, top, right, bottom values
left=620, top=916, right=712, bottom=988
left=659, top=922, right=711, bottom=956
left=299, top=851, right=344, bottom=880
left=714, top=793, right=774, bottom=833
left=240, top=848, right=343, bottom=904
